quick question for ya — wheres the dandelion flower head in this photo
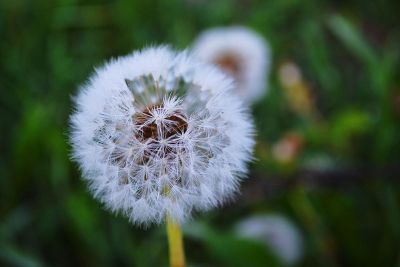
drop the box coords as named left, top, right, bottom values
left=192, top=26, right=271, bottom=104
left=70, top=46, right=254, bottom=225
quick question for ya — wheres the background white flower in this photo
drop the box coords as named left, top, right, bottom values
left=192, top=26, right=271, bottom=104
left=70, top=46, right=254, bottom=226
left=235, top=214, right=303, bottom=265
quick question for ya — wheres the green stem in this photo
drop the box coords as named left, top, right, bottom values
left=166, top=215, right=186, bottom=267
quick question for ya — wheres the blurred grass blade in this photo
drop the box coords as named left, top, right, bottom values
left=0, top=206, right=33, bottom=241
left=0, top=245, right=44, bottom=267
left=328, top=15, right=378, bottom=68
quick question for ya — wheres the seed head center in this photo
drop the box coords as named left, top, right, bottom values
left=214, top=53, right=241, bottom=79
left=135, top=104, right=188, bottom=142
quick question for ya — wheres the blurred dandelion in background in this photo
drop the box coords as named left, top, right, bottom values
left=192, top=26, right=271, bottom=104
left=235, top=214, right=303, bottom=266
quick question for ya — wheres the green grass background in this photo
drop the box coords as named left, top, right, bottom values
left=1, top=0, right=400, bottom=266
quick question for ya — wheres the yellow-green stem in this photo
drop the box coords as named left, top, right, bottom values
left=166, top=215, right=186, bottom=267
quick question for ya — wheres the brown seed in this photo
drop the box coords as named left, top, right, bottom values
left=135, top=104, right=188, bottom=142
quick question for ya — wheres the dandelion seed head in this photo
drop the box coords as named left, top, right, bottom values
left=192, top=26, right=271, bottom=104
left=70, top=46, right=254, bottom=225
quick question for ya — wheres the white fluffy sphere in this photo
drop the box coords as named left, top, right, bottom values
left=70, top=46, right=254, bottom=225
left=192, top=26, right=271, bottom=104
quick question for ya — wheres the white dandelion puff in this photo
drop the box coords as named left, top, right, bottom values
left=192, top=26, right=271, bottom=104
left=235, top=214, right=303, bottom=265
left=70, top=46, right=254, bottom=226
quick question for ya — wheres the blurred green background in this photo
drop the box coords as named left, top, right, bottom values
left=1, top=0, right=400, bottom=266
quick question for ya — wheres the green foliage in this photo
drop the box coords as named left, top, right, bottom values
left=1, top=0, right=400, bottom=266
